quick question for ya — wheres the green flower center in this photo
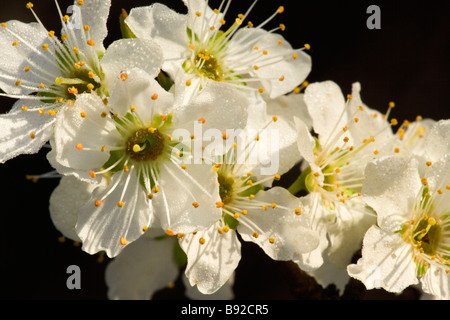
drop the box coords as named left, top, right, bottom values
left=125, top=128, right=165, bottom=162
left=218, top=173, right=235, bottom=205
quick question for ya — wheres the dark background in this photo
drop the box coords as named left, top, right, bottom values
left=0, top=0, right=449, bottom=300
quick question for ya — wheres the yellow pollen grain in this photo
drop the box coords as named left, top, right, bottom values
left=24, top=66, right=30, bottom=72
left=117, top=201, right=124, bottom=208
left=39, top=83, right=45, bottom=89
left=253, top=65, right=259, bottom=70
left=130, top=105, right=136, bottom=112
left=78, top=0, right=84, bottom=5
left=242, top=210, right=248, bottom=215
left=120, top=237, right=127, bottom=245
left=258, top=88, right=264, bottom=93
left=335, top=168, right=341, bottom=173
left=426, top=161, right=432, bottom=167
left=269, top=238, right=275, bottom=244
left=292, top=53, right=298, bottom=60
left=75, top=143, right=83, bottom=150
left=374, top=149, right=379, bottom=155
left=394, top=147, right=400, bottom=153
left=84, top=25, right=90, bottom=31
left=30, top=132, right=36, bottom=139
left=186, top=79, right=191, bottom=86
left=73, top=47, right=79, bottom=54
left=343, top=137, right=349, bottom=143
left=22, top=106, right=28, bottom=111
left=278, top=40, right=283, bottom=46
left=181, top=164, right=187, bottom=170
left=123, top=165, right=129, bottom=172
left=295, top=208, right=301, bottom=215
left=1, top=23, right=6, bottom=28
left=80, top=111, right=87, bottom=118
left=95, top=200, right=102, bottom=207
left=192, top=202, right=199, bottom=208
left=153, top=187, right=159, bottom=193
left=262, top=205, right=268, bottom=211
left=354, top=117, right=359, bottom=123
left=15, top=80, right=21, bottom=86
left=437, top=189, right=443, bottom=194
left=279, top=75, right=285, bottom=81
left=198, top=117, right=206, bottom=124
left=416, top=115, right=423, bottom=121
left=263, top=50, right=268, bottom=55
left=222, top=132, right=229, bottom=140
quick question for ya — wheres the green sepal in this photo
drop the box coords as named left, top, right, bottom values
left=287, top=166, right=312, bottom=195
left=223, top=214, right=239, bottom=230
left=102, top=149, right=126, bottom=173
left=173, top=239, right=188, bottom=268
left=119, top=9, right=136, bottom=39
left=157, top=71, right=174, bottom=92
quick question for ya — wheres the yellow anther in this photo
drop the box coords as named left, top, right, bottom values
left=80, top=111, right=87, bottom=118
left=277, top=6, right=284, bottom=14
left=394, top=147, right=400, bottom=153
left=271, top=203, right=277, bottom=209
left=354, top=117, right=359, bottom=123
left=30, top=132, right=36, bottom=139
left=21, top=106, right=28, bottom=111
left=335, top=168, right=341, bottom=173
left=295, top=208, right=301, bottom=216
left=220, top=19, right=226, bottom=25
left=248, top=21, right=254, bottom=28
left=87, top=39, right=95, bottom=46
left=26, top=2, right=34, bottom=9
left=242, top=210, right=248, bottom=215
left=253, top=65, right=259, bottom=70
left=374, top=149, right=379, bottom=155
left=89, top=170, right=96, bottom=178
left=262, top=205, right=268, bottom=211
left=390, top=118, right=398, bottom=126
left=120, top=237, right=127, bottom=245
left=247, top=180, right=253, bottom=186
left=269, top=238, right=275, bottom=244
left=274, top=174, right=281, bottom=181
left=12, top=41, right=19, bottom=47
left=142, top=226, right=148, bottom=232
left=223, top=226, right=230, bottom=233
left=39, top=83, right=45, bottom=89
left=252, top=232, right=259, bottom=238
left=416, top=115, right=423, bottom=121
left=117, top=201, right=124, bottom=208
left=1, top=23, right=6, bottom=28
left=166, top=229, right=174, bottom=236
left=42, top=43, right=49, bottom=51
left=84, top=25, right=90, bottom=31
left=426, top=161, right=432, bottom=167
left=216, top=201, right=224, bottom=208
left=147, top=193, right=153, bottom=200
left=132, top=144, right=141, bottom=153
left=63, top=15, right=70, bottom=22
left=87, top=83, right=94, bottom=91
left=313, top=172, right=320, bottom=177
left=233, top=213, right=240, bottom=219
left=258, top=88, right=264, bottom=93
left=160, top=114, right=167, bottom=121
left=192, top=202, right=199, bottom=208
left=292, top=53, right=298, bottom=60
left=428, top=217, right=436, bottom=226
left=343, top=137, right=349, bottom=143
left=279, top=23, right=285, bottom=31
left=15, top=80, right=21, bottom=87
left=198, top=117, right=206, bottom=124
left=263, top=50, right=268, bottom=55
left=123, top=165, right=129, bottom=172
left=95, top=200, right=102, bottom=207
left=195, top=11, right=202, bottom=17
left=75, top=143, right=83, bottom=150
left=304, top=43, right=311, bottom=50
left=176, top=233, right=184, bottom=239
left=217, top=227, right=223, bottom=234
left=222, top=131, right=229, bottom=140
left=199, top=237, right=206, bottom=245
left=186, top=79, right=191, bottom=86
left=148, top=127, right=155, bottom=133
left=421, top=177, right=428, bottom=186
left=61, top=34, right=68, bottom=41
left=279, top=75, right=285, bottom=81
left=68, top=87, right=78, bottom=95
left=78, top=0, right=84, bottom=5
left=151, top=93, right=158, bottom=100
left=130, top=105, right=136, bottom=112
left=389, top=101, right=396, bottom=108
left=278, top=40, right=283, bottom=46
left=248, top=194, right=255, bottom=200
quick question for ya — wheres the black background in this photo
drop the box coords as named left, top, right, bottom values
left=0, top=0, right=449, bottom=300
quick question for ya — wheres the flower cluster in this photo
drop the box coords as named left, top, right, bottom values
left=0, top=0, right=448, bottom=300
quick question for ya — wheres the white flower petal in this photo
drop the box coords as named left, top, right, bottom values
left=229, top=28, right=311, bottom=99
left=294, top=116, right=321, bottom=176
left=109, top=69, right=174, bottom=124
left=47, top=93, right=118, bottom=182
left=49, top=175, right=100, bottom=241
left=153, top=161, right=222, bottom=234
left=420, top=265, right=450, bottom=300
left=101, top=38, right=164, bottom=89
left=179, top=222, right=241, bottom=295
left=0, top=21, right=59, bottom=95
left=422, top=119, right=450, bottom=162
left=347, top=225, right=419, bottom=293
left=76, top=168, right=151, bottom=258
left=70, top=0, right=111, bottom=52
left=304, top=81, right=347, bottom=145
left=0, top=99, right=55, bottom=163
left=126, top=4, right=188, bottom=62
left=238, top=187, right=320, bottom=261
left=105, top=235, right=179, bottom=300
left=362, top=156, right=422, bottom=232
left=184, top=273, right=235, bottom=300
